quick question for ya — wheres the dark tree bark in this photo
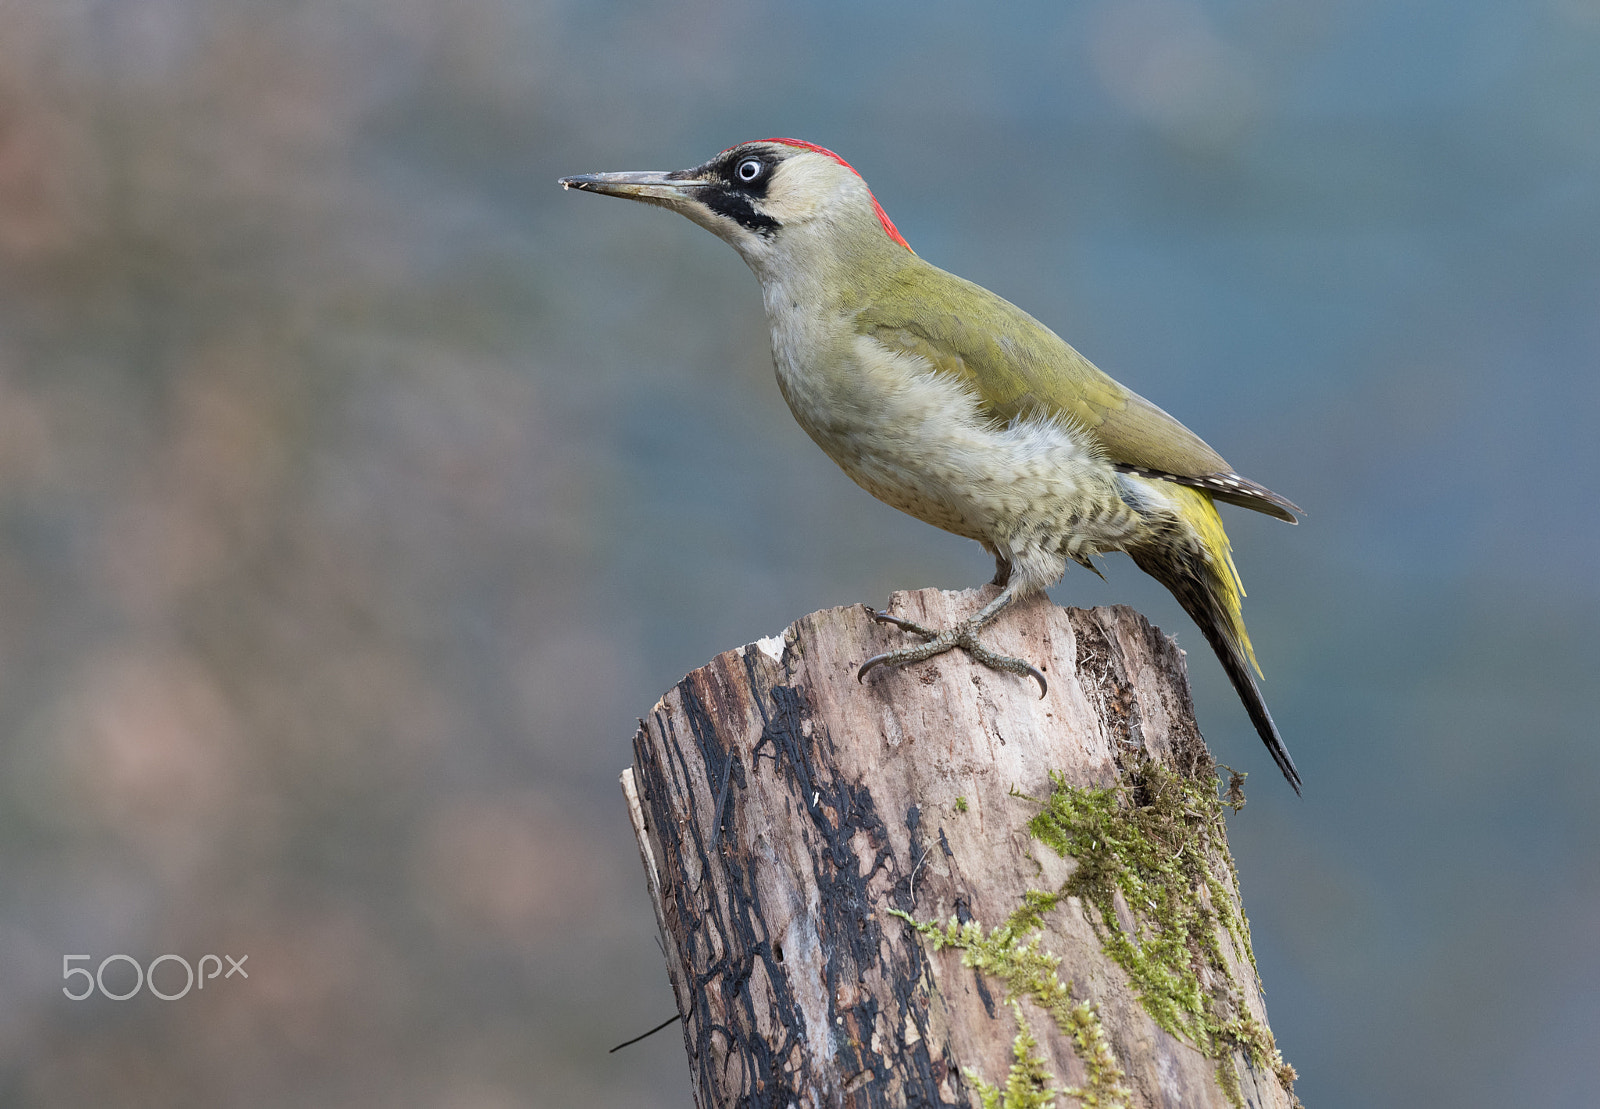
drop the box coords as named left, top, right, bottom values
left=622, top=587, right=1299, bottom=1109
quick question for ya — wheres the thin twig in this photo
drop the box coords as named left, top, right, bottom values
left=608, top=1013, right=682, bottom=1053
left=906, top=847, right=930, bottom=906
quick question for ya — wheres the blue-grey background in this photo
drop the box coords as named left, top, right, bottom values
left=1, top=1, right=1596, bottom=1105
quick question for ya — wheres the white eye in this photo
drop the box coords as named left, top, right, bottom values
left=736, top=158, right=764, bottom=183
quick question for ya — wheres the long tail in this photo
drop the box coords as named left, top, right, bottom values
left=1128, top=483, right=1302, bottom=794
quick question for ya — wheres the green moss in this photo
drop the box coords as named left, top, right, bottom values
left=1026, top=755, right=1297, bottom=1104
left=967, top=1003, right=1057, bottom=1109
left=890, top=910, right=1131, bottom=1107
left=897, top=755, right=1299, bottom=1107
left=955, top=796, right=970, bottom=813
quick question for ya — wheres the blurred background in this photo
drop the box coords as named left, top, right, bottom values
left=0, top=1, right=1596, bottom=1105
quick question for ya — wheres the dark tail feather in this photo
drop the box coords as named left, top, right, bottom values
left=1187, top=600, right=1302, bottom=795
left=1130, top=541, right=1303, bottom=795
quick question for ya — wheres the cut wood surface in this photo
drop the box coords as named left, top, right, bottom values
left=622, top=587, right=1298, bottom=1109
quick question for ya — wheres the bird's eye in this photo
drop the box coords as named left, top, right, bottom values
left=736, top=158, right=764, bottom=183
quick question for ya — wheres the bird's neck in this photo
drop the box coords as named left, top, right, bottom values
left=749, top=221, right=914, bottom=330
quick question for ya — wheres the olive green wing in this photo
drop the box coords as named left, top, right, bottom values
left=857, top=264, right=1301, bottom=522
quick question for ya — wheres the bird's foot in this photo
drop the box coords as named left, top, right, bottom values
left=858, top=607, right=1047, bottom=697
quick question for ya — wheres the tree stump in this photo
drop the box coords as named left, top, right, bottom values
left=622, top=587, right=1299, bottom=1108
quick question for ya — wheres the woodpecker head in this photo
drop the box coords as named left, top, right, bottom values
left=560, top=139, right=913, bottom=275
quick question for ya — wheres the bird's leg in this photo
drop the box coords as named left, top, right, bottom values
left=859, top=584, right=1047, bottom=696
left=988, top=548, right=1013, bottom=588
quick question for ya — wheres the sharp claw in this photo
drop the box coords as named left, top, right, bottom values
left=857, top=652, right=890, bottom=683
left=1026, top=665, right=1048, bottom=698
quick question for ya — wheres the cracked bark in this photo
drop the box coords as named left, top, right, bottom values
left=622, top=587, right=1296, bottom=1109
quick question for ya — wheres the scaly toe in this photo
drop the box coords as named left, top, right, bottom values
left=857, top=628, right=962, bottom=683
left=857, top=617, right=1047, bottom=697
left=864, top=606, right=937, bottom=638
left=963, top=639, right=1049, bottom=698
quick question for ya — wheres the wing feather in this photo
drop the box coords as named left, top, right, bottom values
left=857, top=263, right=1300, bottom=522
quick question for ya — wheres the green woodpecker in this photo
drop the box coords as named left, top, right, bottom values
left=561, top=139, right=1303, bottom=792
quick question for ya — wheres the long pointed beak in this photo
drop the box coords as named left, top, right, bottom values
left=558, top=170, right=708, bottom=204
